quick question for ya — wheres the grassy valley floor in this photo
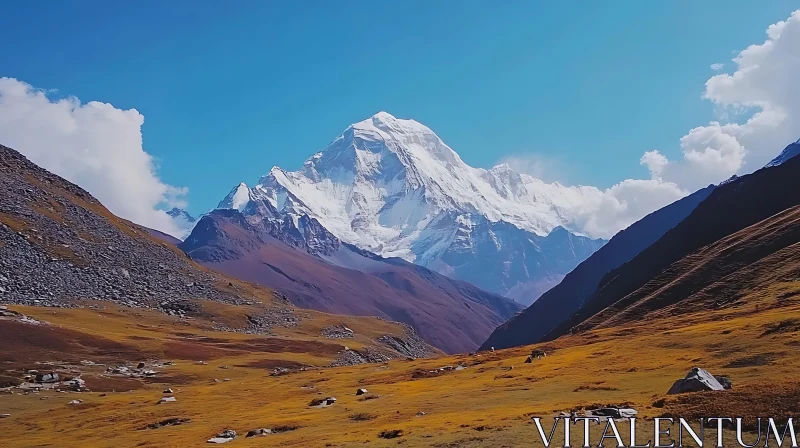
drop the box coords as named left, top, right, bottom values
left=1, top=281, right=799, bottom=447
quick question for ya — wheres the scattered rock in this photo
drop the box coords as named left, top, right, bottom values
left=68, top=378, right=88, bottom=392
left=667, top=367, right=725, bottom=394
left=158, top=396, right=177, bottom=404
left=68, top=399, right=83, bottom=405
left=137, top=362, right=145, bottom=369
left=245, top=428, right=272, bottom=437
left=0, top=414, right=10, bottom=418
left=35, top=373, right=59, bottom=383
left=144, top=417, right=190, bottom=430
left=163, top=388, right=173, bottom=394
left=321, top=324, right=354, bottom=339
left=524, top=355, right=532, bottom=363
left=531, top=349, right=547, bottom=358
left=207, top=429, right=237, bottom=443
left=356, top=388, right=368, bottom=396
left=309, top=397, right=337, bottom=408
left=588, top=407, right=638, bottom=419
left=416, top=412, right=426, bottom=417
left=378, top=429, right=403, bottom=439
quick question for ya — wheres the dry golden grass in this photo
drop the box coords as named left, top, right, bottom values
left=1, top=280, right=799, bottom=447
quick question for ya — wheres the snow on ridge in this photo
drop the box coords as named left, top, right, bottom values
left=213, top=112, right=606, bottom=266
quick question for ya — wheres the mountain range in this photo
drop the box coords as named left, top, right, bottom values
left=484, top=138, right=800, bottom=350
left=213, top=112, right=606, bottom=304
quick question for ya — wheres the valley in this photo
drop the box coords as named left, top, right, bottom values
left=1, top=277, right=798, bottom=447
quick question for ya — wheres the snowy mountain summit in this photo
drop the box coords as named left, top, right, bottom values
left=218, top=112, right=605, bottom=304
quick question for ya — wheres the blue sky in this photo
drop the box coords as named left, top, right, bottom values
left=1, top=1, right=798, bottom=217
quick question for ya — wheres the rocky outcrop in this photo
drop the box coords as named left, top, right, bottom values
left=667, top=367, right=726, bottom=394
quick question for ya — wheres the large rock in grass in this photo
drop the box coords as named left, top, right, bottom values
left=667, top=367, right=725, bottom=394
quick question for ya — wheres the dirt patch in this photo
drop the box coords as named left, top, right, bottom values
left=349, top=413, right=376, bottom=421
left=573, top=384, right=619, bottom=392
left=126, top=336, right=155, bottom=341
left=223, top=338, right=342, bottom=356
left=141, top=417, right=191, bottom=430
left=234, top=359, right=309, bottom=370
left=83, top=375, right=144, bottom=392
left=0, top=375, right=22, bottom=387
left=378, top=429, right=403, bottom=439
left=0, top=320, right=150, bottom=369
left=723, top=353, right=779, bottom=368
left=161, top=341, right=238, bottom=361
left=760, top=319, right=800, bottom=337
left=142, top=373, right=198, bottom=386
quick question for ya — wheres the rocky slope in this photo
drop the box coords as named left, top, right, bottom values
left=481, top=185, right=716, bottom=350
left=540, top=147, right=800, bottom=342
left=216, top=112, right=605, bottom=303
left=0, top=143, right=435, bottom=360
left=180, top=208, right=522, bottom=353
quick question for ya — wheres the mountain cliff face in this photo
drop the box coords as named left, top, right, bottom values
left=480, top=185, right=716, bottom=350
left=215, top=112, right=605, bottom=303
left=180, top=209, right=521, bottom=353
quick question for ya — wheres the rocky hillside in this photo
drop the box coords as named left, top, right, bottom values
left=481, top=185, right=715, bottom=350
left=0, top=143, right=435, bottom=360
left=180, top=209, right=522, bottom=354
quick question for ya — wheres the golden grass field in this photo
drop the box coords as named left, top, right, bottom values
left=1, top=279, right=799, bottom=447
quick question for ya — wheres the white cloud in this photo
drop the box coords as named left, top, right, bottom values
left=0, top=77, right=188, bottom=237
left=497, top=153, right=565, bottom=183
left=644, top=9, right=800, bottom=187
left=537, top=9, right=799, bottom=239
left=710, top=63, right=725, bottom=71
left=570, top=179, right=687, bottom=240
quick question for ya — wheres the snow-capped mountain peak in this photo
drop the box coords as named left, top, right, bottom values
left=215, top=112, right=606, bottom=303
left=765, top=138, right=800, bottom=168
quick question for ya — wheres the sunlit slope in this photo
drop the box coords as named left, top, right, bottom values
left=3, top=280, right=798, bottom=447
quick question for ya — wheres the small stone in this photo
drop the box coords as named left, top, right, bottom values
left=158, top=396, right=177, bottom=404
left=69, top=400, right=83, bottom=405
left=0, top=414, right=9, bottom=418
left=163, top=388, right=173, bottom=394
left=356, top=388, right=368, bottom=396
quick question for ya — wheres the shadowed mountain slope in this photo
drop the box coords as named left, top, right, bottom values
left=180, top=210, right=522, bottom=354
left=541, top=149, right=800, bottom=341
left=481, top=185, right=716, bottom=350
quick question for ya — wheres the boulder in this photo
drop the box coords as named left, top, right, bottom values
left=246, top=428, right=272, bottom=437
left=163, top=388, right=173, bottom=394
left=137, top=362, right=145, bottom=369
left=309, top=397, right=336, bottom=407
left=35, top=372, right=59, bottom=383
left=158, top=396, right=177, bottom=404
left=69, top=378, right=88, bottom=392
left=68, top=400, right=83, bottom=405
left=524, top=355, right=532, bottom=363
left=356, top=388, right=368, bottom=396
left=207, top=429, right=237, bottom=443
left=0, top=414, right=10, bottom=418
left=667, top=367, right=725, bottom=394
left=531, top=349, right=546, bottom=358
left=589, top=407, right=638, bottom=419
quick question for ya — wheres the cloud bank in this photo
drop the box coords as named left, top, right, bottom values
left=511, top=9, right=800, bottom=239
left=0, top=77, right=188, bottom=237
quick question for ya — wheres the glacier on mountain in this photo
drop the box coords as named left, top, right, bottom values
left=217, top=112, right=607, bottom=303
